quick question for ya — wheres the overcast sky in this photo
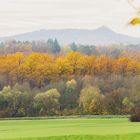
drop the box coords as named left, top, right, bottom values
left=0, top=0, right=140, bottom=37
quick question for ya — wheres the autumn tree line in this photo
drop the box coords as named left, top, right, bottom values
left=0, top=51, right=139, bottom=117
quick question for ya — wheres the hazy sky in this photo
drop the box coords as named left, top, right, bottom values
left=0, top=0, right=140, bottom=37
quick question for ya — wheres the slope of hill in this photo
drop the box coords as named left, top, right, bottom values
left=0, top=26, right=140, bottom=45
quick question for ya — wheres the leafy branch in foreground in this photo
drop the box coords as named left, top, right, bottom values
left=128, top=0, right=140, bottom=25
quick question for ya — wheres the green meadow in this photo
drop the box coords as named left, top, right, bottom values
left=0, top=118, right=140, bottom=140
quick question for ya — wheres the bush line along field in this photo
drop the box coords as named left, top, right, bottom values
left=0, top=118, right=139, bottom=140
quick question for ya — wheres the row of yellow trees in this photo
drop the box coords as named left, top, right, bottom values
left=0, top=52, right=140, bottom=87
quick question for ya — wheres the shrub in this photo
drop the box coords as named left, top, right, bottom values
left=130, top=108, right=140, bottom=122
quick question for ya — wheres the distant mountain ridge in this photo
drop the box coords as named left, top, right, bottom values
left=0, top=26, right=140, bottom=45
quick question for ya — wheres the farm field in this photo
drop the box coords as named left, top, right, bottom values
left=0, top=118, right=140, bottom=140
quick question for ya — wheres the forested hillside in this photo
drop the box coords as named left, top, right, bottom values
left=0, top=46, right=140, bottom=117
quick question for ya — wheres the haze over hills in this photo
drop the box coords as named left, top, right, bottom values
left=0, top=26, right=140, bottom=45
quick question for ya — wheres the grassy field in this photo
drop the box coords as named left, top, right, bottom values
left=0, top=117, right=140, bottom=140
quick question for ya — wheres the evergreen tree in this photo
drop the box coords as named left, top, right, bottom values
left=52, top=38, right=61, bottom=54
left=70, top=42, right=77, bottom=52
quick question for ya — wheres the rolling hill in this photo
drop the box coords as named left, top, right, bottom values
left=0, top=26, right=140, bottom=45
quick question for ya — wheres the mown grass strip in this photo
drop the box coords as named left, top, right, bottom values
left=0, top=115, right=129, bottom=121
